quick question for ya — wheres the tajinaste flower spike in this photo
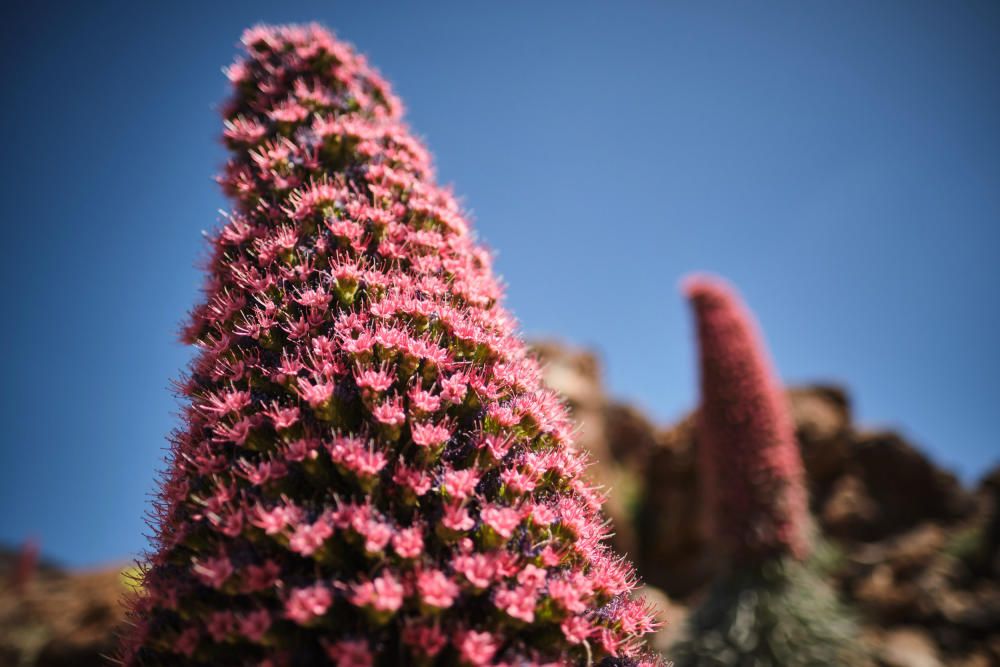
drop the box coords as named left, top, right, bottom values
left=670, top=274, right=867, bottom=667
left=120, top=23, right=659, bottom=666
left=683, top=274, right=810, bottom=563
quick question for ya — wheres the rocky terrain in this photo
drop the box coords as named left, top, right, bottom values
left=0, top=547, right=130, bottom=666
left=536, top=340, right=1000, bottom=667
left=2, top=340, right=997, bottom=666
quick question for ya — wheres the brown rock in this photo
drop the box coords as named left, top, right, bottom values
left=877, top=627, right=943, bottom=667
left=977, top=466, right=1000, bottom=578
left=822, top=473, right=880, bottom=535
left=634, top=417, right=720, bottom=598
left=604, top=403, right=660, bottom=471
left=0, top=553, right=129, bottom=667
left=830, top=431, right=974, bottom=542
left=535, top=343, right=996, bottom=662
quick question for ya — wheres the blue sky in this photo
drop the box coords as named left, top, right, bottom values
left=1, top=1, right=997, bottom=567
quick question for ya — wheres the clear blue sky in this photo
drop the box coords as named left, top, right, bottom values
left=1, top=1, right=997, bottom=567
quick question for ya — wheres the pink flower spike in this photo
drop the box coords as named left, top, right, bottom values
left=122, top=23, right=659, bottom=666
left=684, top=273, right=811, bottom=562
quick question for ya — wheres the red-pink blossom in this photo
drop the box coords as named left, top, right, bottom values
left=284, top=584, right=332, bottom=625
left=441, top=467, right=479, bottom=500
left=401, top=621, right=447, bottom=658
left=416, top=569, right=459, bottom=610
left=561, top=615, right=592, bottom=645
left=324, top=639, right=373, bottom=667
left=350, top=571, right=404, bottom=614
left=495, top=585, right=538, bottom=623
left=452, top=551, right=496, bottom=589
left=441, top=500, right=475, bottom=533
left=392, top=525, right=424, bottom=559
left=191, top=553, right=233, bottom=589
left=457, top=629, right=499, bottom=666
left=288, top=519, right=333, bottom=556
left=481, top=503, right=521, bottom=539
left=238, top=609, right=271, bottom=641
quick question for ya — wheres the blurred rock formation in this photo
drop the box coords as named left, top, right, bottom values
left=535, top=340, right=1000, bottom=667
left=0, top=548, right=129, bottom=666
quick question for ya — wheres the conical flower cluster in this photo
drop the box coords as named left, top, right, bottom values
left=683, top=275, right=810, bottom=563
left=121, top=24, right=658, bottom=666
left=671, top=274, right=865, bottom=667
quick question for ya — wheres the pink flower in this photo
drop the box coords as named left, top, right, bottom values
left=479, top=434, right=513, bottom=460
left=324, top=639, right=373, bottom=667
left=174, top=627, right=200, bottom=657
left=207, top=610, right=235, bottom=642
left=441, top=467, right=479, bottom=500
left=456, top=629, right=499, bottom=666
left=288, top=520, right=333, bottom=556
left=517, top=563, right=546, bottom=590
left=597, top=626, right=625, bottom=657
left=410, top=420, right=452, bottom=448
left=351, top=572, right=403, bottom=613
left=481, top=504, right=520, bottom=539
left=284, top=437, right=317, bottom=462
left=371, top=397, right=405, bottom=426
left=297, top=377, right=334, bottom=408
left=295, top=287, right=332, bottom=309
left=358, top=518, right=392, bottom=554
left=452, top=552, right=495, bottom=589
left=500, top=468, right=536, bottom=495
left=328, top=437, right=389, bottom=483
left=495, top=585, right=537, bottom=623
left=392, top=525, right=424, bottom=558
left=354, top=365, right=394, bottom=393
left=538, top=545, right=563, bottom=567
left=249, top=504, right=289, bottom=535
left=615, top=597, right=660, bottom=636
left=439, top=373, right=468, bottom=403
left=238, top=609, right=271, bottom=641
left=416, top=569, right=459, bottom=610
left=441, top=501, right=475, bottom=532
left=548, top=578, right=586, bottom=613
left=372, top=572, right=405, bottom=612
left=265, top=405, right=300, bottom=429
left=284, top=584, right=331, bottom=625
left=241, top=560, right=280, bottom=593
left=401, top=622, right=447, bottom=658
left=408, top=385, right=441, bottom=413
left=192, top=553, right=233, bottom=589
left=589, top=551, right=636, bottom=596
left=561, top=615, right=592, bottom=645
left=352, top=448, right=387, bottom=478
left=201, top=388, right=251, bottom=417
left=530, top=503, right=557, bottom=526
left=393, top=464, right=432, bottom=497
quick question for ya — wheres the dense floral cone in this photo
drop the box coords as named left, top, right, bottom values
left=683, top=275, right=810, bottom=563
left=120, top=24, right=658, bottom=667
left=669, top=274, right=866, bottom=667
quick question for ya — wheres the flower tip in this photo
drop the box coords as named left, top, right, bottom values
left=679, top=272, right=733, bottom=304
